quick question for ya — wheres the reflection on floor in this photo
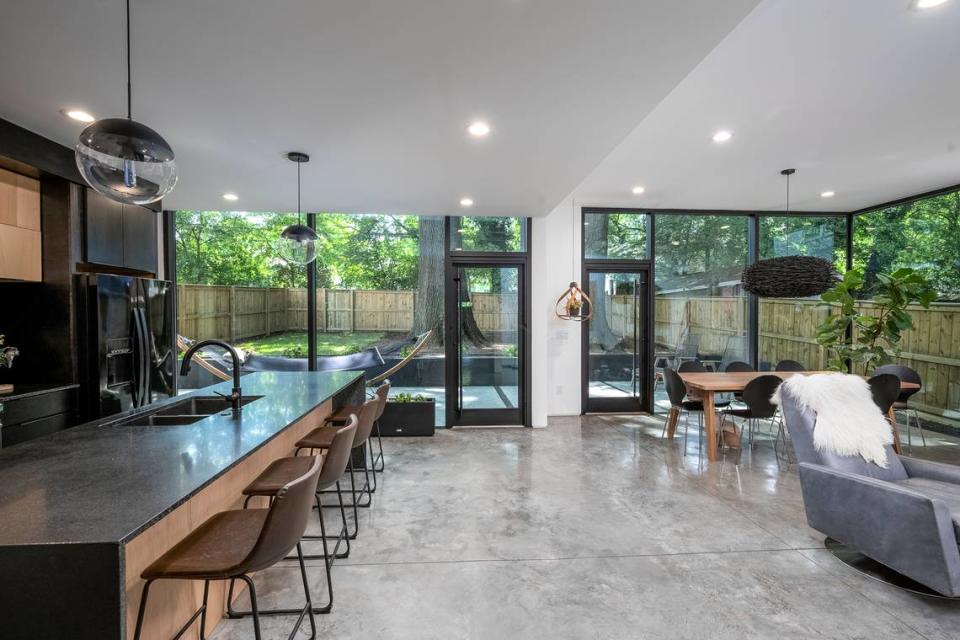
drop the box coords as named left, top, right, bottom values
left=211, top=414, right=960, bottom=640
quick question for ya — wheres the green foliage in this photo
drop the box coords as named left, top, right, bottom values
left=816, top=267, right=937, bottom=373
left=503, top=344, right=518, bottom=358
left=237, top=331, right=384, bottom=357
left=453, top=217, right=523, bottom=252
left=176, top=212, right=420, bottom=290
left=390, top=392, right=430, bottom=403
left=853, top=191, right=960, bottom=300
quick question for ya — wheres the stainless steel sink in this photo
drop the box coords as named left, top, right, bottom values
left=122, top=413, right=208, bottom=427
left=155, top=395, right=264, bottom=417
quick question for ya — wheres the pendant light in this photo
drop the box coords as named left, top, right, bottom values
left=555, top=200, right=593, bottom=322
left=742, top=167, right=840, bottom=297
left=75, top=0, right=177, bottom=205
left=277, top=152, right=318, bottom=265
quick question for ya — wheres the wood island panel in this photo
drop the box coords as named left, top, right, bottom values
left=123, top=399, right=332, bottom=640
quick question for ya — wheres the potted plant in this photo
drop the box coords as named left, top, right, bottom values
left=566, top=294, right=583, bottom=318
left=816, top=267, right=936, bottom=374
left=379, top=392, right=435, bottom=436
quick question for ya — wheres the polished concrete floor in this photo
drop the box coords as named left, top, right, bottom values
left=211, top=414, right=960, bottom=640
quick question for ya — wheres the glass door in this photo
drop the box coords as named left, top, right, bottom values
left=446, top=263, right=524, bottom=426
left=582, top=267, right=650, bottom=413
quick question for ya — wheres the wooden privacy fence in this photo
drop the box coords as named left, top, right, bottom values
left=176, top=285, right=514, bottom=341
left=178, top=285, right=958, bottom=417
left=654, top=296, right=960, bottom=419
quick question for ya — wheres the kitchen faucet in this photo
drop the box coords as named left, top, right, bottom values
left=179, top=340, right=243, bottom=412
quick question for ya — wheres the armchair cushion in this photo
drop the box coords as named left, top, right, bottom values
left=894, top=478, right=960, bottom=540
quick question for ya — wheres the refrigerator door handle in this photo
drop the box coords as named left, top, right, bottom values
left=138, top=308, right=151, bottom=407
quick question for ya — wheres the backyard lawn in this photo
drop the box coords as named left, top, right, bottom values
left=238, top=331, right=384, bottom=357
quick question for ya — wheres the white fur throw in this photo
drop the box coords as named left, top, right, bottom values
left=772, top=373, right=892, bottom=467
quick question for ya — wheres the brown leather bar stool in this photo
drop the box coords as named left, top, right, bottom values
left=133, top=456, right=323, bottom=640
left=296, top=396, right=378, bottom=539
left=227, top=416, right=358, bottom=618
left=326, top=382, right=391, bottom=489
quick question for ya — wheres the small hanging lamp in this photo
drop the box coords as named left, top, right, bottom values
left=277, top=152, right=318, bottom=265
left=555, top=281, right=593, bottom=321
left=75, top=0, right=177, bottom=205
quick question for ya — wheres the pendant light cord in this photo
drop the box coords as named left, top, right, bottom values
left=126, top=0, right=132, bottom=119
left=785, top=172, right=790, bottom=214
left=297, top=160, right=302, bottom=224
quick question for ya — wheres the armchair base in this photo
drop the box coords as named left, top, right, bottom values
left=825, top=537, right=960, bottom=600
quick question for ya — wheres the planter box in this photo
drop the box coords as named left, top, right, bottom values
left=378, top=398, right=436, bottom=437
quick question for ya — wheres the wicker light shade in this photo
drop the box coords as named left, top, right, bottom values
left=555, top=281, right=593, bottom=321
left=742, top=255, right=840, bottom=298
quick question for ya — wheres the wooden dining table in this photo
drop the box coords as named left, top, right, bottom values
left=665, top=371, right=920, bottom=461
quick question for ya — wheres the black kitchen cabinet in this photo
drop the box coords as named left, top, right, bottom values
left=0, top=385, right=78, bottom=448
left=84, top=189, right=158, bottom=273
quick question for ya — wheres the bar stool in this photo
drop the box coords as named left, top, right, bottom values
left=228, top=415, right=358, bottom=618
left=327, top=381, right=391, bottom=480
left=296, top=397, right=378, bottom=539
left=133, top=456, right=323, bottom=640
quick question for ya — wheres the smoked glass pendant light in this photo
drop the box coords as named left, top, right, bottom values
left=75, top=0, right=177, bottom=205
left=277, top=152, right=318, bottom=265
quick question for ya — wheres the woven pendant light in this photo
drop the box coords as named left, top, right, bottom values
left=741, top=169, right=840, bottom=298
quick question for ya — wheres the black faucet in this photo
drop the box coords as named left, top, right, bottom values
left=179, top=340, right=243, bottom=412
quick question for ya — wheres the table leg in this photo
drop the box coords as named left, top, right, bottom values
left=702, top=391, right=719, bottom=461
left=666, top=406, right=680, bottom=438
left=886, top=407, right=902, bottom=454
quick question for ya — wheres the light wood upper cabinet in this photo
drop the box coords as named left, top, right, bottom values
left=0, top=167, right=42, bottom=281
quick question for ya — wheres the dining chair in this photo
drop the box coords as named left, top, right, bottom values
left=677, top=360, right=708, bottom=373
left=775, top=359, right=806, bottom=372
left=663, top=367, right=729, bottom=457
left=723, top=361, right=755, bottom=373
left=719, top=375, right=782, bottom=453
left=874, top=364, right=925, bottom=451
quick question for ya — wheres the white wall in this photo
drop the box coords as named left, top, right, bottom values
left=530, top=198, right=583, bottom=425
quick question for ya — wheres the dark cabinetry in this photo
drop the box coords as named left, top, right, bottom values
left=84, top=190, right=158, bottom=273
left=0, top=385, right=78, bottom=448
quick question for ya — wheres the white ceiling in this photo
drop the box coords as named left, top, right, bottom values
left=572, top=0, right=960, bottom=213
left=0, top=0, right=759, bottom=216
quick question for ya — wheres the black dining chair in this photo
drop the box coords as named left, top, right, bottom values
left=723, top=361, right=755, bottom=373
left=677, top=360, right=708, bottom=373
left=775, top=359, right=806, bottom=372
left=868, top=373, right=901, bottom=416
left=874, top=364, right=925, bottom=451
left=719, top=375, right=782, bottom=453
left=663, top=367, right=729, bottom=458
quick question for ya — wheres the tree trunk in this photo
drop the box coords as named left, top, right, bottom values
left=584, top=215, right=621, bottom=350
left=457, top=270, right=489, bottom=347
left=411, top=217, right=446, bottom=344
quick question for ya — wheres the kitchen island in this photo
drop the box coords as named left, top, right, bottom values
left=0, top=370, right=364, bottom=640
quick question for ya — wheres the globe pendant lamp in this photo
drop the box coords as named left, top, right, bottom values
left=277, top=152, right=318, bottom=265
left=75, top=0, right=177, bottom=205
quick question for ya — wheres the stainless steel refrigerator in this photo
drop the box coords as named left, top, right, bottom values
left=76, top=274, right=176, bottom=420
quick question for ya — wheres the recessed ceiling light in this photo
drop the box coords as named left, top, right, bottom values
left=712, top=130, right=733, bottom=143
left=631, top=185, right=646, bottom=195
left=460, top=197, right=474, bottom=207
left=913, top=0, right=949, bottom=9
left=61, top=108, right=95, bottom=123
left=820, top=190, right=836, bottom=198
left=467, top=121, right=490, bottom=137
left=222, top=193, right=239, bottom=202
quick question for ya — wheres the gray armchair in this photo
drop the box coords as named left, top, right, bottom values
left=781, top=385, right=960, bottom=597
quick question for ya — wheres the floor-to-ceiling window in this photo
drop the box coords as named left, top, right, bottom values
left=757, top=215, right=847, bottom=371
left=854, top=189, right=960, bottom=425
left=653, top=214, right=749, bottom=411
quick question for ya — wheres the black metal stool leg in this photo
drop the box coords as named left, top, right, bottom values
left=199, top=580, right=210, bottom=640
left=133, top=579, right=154, bottom=640
left=239, top=575, right=263, bottom=640
left=367, top=442, right=378, bottom=493
left=296, top=542, right=318, bottom=639
left=373, top=419, right=385, bottom=472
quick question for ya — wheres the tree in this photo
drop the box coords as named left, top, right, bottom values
left=411, top=216, right=445, bottom=341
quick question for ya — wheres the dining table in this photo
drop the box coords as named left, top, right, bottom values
left=665, top=371, right=920, bottom=461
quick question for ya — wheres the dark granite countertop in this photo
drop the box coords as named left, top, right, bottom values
left=0, top=383, right=79, bottom=403
left=0, top=371, right=361, bottom=547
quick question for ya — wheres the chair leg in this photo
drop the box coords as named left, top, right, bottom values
left=198, top=580, right=210, bottom=640
left=373, top=419, right=385, bottom=472
left=239, top=575, right=263, bottom=640
left=367, top=442, right=378, bottom=493
left=682, top=410, right=690, bottom=456
left=296, top=543, right=319, bottom=639
left=914, top=409, right=926, bottom=446
left=133, top=579, right=154, bottom=640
